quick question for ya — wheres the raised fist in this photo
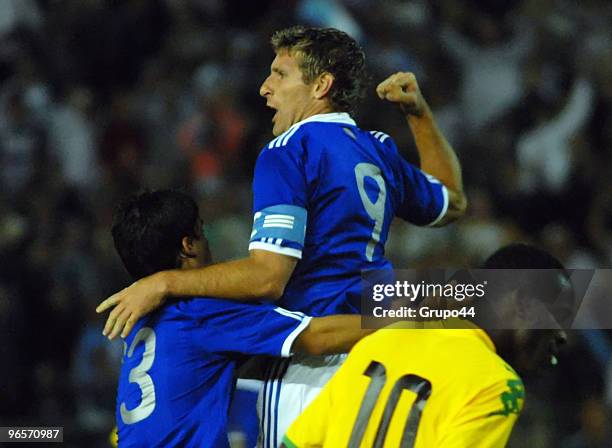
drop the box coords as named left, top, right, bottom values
left=376, top=72, right=427, bottom=117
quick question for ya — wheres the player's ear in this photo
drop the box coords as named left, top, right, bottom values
left=312, top=72, right=334, bottom=99
left=180, top=236, right=196, bottom=259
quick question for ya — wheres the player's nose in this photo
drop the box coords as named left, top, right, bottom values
left=259, top=77, right=272, bottom=98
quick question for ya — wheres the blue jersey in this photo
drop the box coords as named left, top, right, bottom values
left=250, top=113, right=448, bottom=315
left=116, top=298, right=310, bottom=448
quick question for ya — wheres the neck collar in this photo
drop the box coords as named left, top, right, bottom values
left=291, top=112, right=356, bottom=128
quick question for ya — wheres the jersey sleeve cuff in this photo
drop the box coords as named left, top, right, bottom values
left=281, top=316, right=312, bottom=357
left=426, top=184, right=449, bottom=227
left=249, top=241, right=302, bottom=259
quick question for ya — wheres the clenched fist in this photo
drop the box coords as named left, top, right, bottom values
left=376, top=72, right=428, bottom=118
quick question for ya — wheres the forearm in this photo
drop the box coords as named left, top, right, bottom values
left=407, top=104, right=466, bottom=220
left=408, top=103, right=462, bottom=192
left=377, top=71, right=464, bottom=201
left=161, top=251, right=296, bottom=301
left=295, top=315, right=375, bottom=356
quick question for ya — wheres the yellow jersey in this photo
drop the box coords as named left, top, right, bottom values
left=284, top=321, right=524, bottom=448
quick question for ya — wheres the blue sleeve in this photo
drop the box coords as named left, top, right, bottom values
left=395, top=155, right=449, bottom=226
left=249, top=144, right=308, bottom=258
left=184, top=298, right=312, bottom=357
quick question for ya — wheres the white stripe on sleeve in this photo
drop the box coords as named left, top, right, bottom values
left=248, top=241, right=302, bottom=259
left=280, top=316, right=312, bottom=357
left=273, top=307, right=306, bottom=321
left=426, top=185, right=449, bottom=227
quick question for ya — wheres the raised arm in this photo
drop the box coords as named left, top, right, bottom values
left=377, top=72, right=467, bottom=225
left=97, top=249, right=296, bottom=339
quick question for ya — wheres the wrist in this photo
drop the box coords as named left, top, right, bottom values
left=154, top=271, right=172, bottom=298
left=407, top=107, right=436, bottom=135
left=405, top=100, right=432, bottom=122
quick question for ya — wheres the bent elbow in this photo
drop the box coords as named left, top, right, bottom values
left=438, top=189, right=467, bottom=225
left=260, top=279, right=286, bottom=300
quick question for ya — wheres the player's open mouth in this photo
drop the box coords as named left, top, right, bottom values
left=266, top=103, right=279, bottom=122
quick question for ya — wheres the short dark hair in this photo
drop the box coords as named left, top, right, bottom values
left=112, top=190, right=200, bottom=280
left=271, top=26, right=368, bottom=113
left=482, top=243, right=565, bottom=270
left=481, top=243, right=573, bottom=312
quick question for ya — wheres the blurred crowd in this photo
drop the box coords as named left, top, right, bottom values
left=1, top=0, right=611, bottom=446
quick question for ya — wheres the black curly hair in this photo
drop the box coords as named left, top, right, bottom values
left=112, top=190, right=201, bottom=280
left=271, top=26, right=369, bottom=114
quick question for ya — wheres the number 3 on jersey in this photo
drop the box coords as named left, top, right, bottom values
left=120, top=327, right=157, bottom=424
left=354, top=163, right=387, bottom=262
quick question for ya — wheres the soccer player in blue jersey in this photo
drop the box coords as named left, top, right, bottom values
left=98, top=26, right=467, bottom=445
left=99, top=24, right=465, bottom=347
left=111, top=190, right=373, bottom=447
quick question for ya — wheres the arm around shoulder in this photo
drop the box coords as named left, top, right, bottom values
left=293, top=315, right=374, bottom=356
left=164, top=248, right=297, bottom=300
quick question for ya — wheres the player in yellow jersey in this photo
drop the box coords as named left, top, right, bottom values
left=283, top=244, right=570, bottom=448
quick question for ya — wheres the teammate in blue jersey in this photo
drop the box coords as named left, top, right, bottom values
left=111, top=190, right=372, bottom=447
left=98, top=25, right=465, bottom=337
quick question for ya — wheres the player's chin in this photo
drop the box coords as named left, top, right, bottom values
left=272, top=121, right=286, bottom=136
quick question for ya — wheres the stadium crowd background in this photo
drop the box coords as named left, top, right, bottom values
left=1, top=0, right=611, bottom=446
